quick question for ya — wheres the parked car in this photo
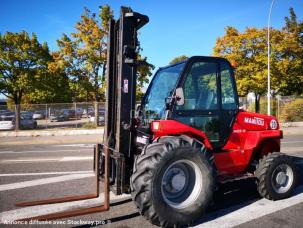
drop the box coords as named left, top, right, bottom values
left=0, top=111, right=14, bottom=119
left=20, top=114, right=37, bottom=129
left=21, top=111, right=34, bottom=117
left=81, top=107, right=92, bottom=118
left=89, top=109, right=105, bottom=125
left=75, top=108, right=84, bottom=117
left=33, top=111, right=46, bottom=120
left=0, top=116, right=15, bottom=130
left=83, top=107, right=94, bottom=118
left=61, top=109, right=81, bottom=120
left=0, top=110, right=9, bottom=115
left=0, top=114, right=37, bottom=130
left=49, top=110, right=69, bottom=122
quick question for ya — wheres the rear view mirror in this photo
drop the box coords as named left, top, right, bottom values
left=175, top=88, right=184, bottom=106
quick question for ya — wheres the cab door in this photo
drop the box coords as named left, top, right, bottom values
left=172, top=57, right=238, bottom=149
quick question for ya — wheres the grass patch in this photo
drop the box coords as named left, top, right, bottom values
left=82, top=122, right=97, bottom=129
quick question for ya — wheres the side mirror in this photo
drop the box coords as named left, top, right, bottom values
left=175, top=88, right=184, bottom=106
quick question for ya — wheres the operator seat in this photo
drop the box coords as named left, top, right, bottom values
left=196, top=90, right=215, bottom=110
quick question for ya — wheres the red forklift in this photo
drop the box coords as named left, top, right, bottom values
left=16, top=7, right=298, bottom=227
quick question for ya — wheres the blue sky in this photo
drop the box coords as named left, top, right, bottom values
left=0, top=0, right=302, bottom=70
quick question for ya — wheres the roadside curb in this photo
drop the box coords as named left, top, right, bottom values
left=281, top=122, right=303, bottom=135
left=0, top=123, right=302, bottom=138
left=281, top=127, right=303, bottom=136
left=0, top=128, right=104, bottom=137
left=281, top=122, right=303, bottom=128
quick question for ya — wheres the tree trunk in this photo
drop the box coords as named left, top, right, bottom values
left=14, top=91, right=22, bottom=131
left=255, top=93, right=260, bottom=113
left=94, top=101, right=99, bottom=126
left=15, top=103, right=21, bottom=131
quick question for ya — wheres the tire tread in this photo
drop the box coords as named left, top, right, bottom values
left=130, top=135, right=215, bottom=226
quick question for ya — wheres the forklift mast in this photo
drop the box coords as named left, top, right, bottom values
left=104, top=7, right=149, bottom=195
left=14, top=8, right=149, bottom=222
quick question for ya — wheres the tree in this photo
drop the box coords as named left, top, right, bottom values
left=56, top=5, right=154, bottom=124
left=169, top=55, right=188, bottom=65
left=213, top=8, right=303, bottom=112
left=136, top=54, right=155, bottom=100
left=0, top=31, right=51, bottom=129
left=20, top=51, right=73, bottom=104
left=279, top=8, right=303, bottom=95
left=34, top=52, right=73, bottom=103
left=55, top=5, right=113, bottom=125
left=56, top=6, right=111, bottom=103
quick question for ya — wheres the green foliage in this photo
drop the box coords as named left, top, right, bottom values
left=221, top=64, right=234, bottom=99
left=136, top=54, right=155, bottom=100
left=0, top=31, right=52, bottom=129
left=6, top=97, right=15, bottom=111
left=0, top=31, right=51, bottom=104
left=247, top=97, right=277, bottom=116
left=280, top=99, right=303, bottom=122
left=213, top=8, right=303, bottom=98
left=25, top=55, right=73, bottom=103
left=56, top=5, right=154, bottom=102
left=279, top=8, right=303, bottom=95
left=55, top=6, right=111, bottom=102
left=169, top=55, right=188, bottom=65
left=0, top=31, right=72, bottom=105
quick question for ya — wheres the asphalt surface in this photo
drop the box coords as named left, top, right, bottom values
left=0, top=134, right=302, bottom=227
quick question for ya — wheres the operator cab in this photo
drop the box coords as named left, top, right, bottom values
left=140, top=56, right=239, bottom=149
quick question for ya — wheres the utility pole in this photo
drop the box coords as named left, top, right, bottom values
left=267, top=0, right=276, bottom=115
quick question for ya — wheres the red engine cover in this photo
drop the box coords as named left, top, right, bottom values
left=236, top=111, right=279, bottom=131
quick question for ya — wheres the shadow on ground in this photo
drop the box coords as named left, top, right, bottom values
left=74, top=156, right=303, bottom=228
left=194, top=156, right=303, bottom=227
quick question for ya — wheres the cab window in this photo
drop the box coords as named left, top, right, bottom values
left=220, top=63, right=237, bottom=110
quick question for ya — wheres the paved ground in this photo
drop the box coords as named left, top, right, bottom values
left=0, top=134, right=102, bottom=145
left=0, top=134, right=302, bottom=227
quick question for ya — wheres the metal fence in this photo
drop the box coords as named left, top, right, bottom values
left=0, top=97, right=302, bottom=131
left=0, top=102, right=105, bottom=131
left=240, top=96, right=303, bottom=122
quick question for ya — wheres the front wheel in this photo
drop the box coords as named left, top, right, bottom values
left=130, top=135, right=215, bottom=227
left=255, top=152, right=298, bottom=200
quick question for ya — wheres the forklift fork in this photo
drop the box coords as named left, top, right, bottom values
left=15, top=143, right=110, bottom=221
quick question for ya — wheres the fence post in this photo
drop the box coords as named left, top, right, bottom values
left=75, top=102, right=77, bottom=128
left=277, top=96, right=280, bottom=120
left=49, top=106, right=51, bottom=129
left=45, top=104, right=48, bottom=129
left=94, top=101, right=99, bottom=127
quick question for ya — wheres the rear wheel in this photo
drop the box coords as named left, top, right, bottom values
left=255, top=152, right=298, bottom=200
left=130, top=135, right=215, bottom=227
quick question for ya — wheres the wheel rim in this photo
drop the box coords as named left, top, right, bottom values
left=161, top=159, right=203, bottom=209
left=271, top=164, right=294, bottom=194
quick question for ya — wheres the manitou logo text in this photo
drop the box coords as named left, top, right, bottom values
left=244, top=117, right=264, bottom=126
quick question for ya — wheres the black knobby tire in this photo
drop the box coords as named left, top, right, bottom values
left=130, top=135, right=216, bottom=227
left=255, top=152, right=298, bottom=200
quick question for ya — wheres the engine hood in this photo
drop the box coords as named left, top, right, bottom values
left=236, top=110, right=279, bottom=131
